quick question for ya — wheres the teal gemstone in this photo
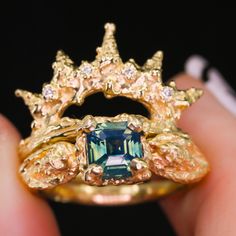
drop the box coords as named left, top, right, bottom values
left=86, top=121, right=143, bottom=180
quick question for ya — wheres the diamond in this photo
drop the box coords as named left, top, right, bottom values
left=42, top=85, right=56, bottom=100
left=161, top=86, right=174, bottom=101
left=122, top=65, right=136, bottom=79
left=80, top=64, right=93, bottom=77
left=86, top=122, right=143, bottom=180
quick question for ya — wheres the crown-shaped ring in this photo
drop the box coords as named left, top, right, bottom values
left=16, top=23, right=209, bottom=205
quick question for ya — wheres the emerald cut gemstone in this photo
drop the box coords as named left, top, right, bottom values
left=86, top=121, right=143, bottom=180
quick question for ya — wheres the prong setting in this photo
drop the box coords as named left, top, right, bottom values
left=84, top=164, right=103, bottom=186
left=131, top=158, right=152, bottom=182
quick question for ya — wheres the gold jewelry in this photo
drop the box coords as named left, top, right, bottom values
left=16, top=23, right=209, bottom=205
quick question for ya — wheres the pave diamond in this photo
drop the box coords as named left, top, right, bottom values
left=42, top=85, right=56, bottom=100
left=86, top=121, right=143, bottom=180
left=80, top=64, right=93, bottom=76
left=161, top=86, right=174, bottom=101
left=122, top=65, right=136, bottom=78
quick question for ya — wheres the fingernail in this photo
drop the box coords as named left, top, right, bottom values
left=185, top=55, right=208, bottom=80
left=185, top=55, right=236, bottom=116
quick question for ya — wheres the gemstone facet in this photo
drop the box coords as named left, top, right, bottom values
left=86, top=121, right=143, bottom=180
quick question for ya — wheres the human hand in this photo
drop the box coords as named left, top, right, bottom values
left=0, top=74, right=236, bottom=236
left=160, top=74, right=236, bottom=235
left=0, top=115, right=60, bottom=236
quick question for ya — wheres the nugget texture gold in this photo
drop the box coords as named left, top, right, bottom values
left=16, top=23, right=209, bottom=205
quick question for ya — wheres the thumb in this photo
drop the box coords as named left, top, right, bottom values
left=160, top=74, right=236, bottom=236
left=0, top=114, right=60, bottom=236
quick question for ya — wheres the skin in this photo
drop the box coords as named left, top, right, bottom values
left=0, top=74, right=236, bottom=236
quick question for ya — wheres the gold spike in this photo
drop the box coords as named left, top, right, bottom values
left=15, top=89, right=43, bottom=117
left=16, top=89, right=34, bottom=104
left=143, top=50, right=163, bottom=70
left=185, top=88, right=203, bottom=104
left=96, top=23, right=121, bottom=63
left=52, top=50, right=74, bottom=71
left=56, top=50, right=73, bottom=63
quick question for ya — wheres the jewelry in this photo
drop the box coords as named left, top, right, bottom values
left=16, top=23, right=209, bottom=205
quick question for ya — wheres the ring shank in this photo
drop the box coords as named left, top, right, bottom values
left=42, top=180, right=183, bottom=206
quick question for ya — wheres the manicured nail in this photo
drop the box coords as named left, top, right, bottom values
left=185, top=55, right=236, bottom=116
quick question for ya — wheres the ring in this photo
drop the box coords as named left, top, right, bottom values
left=16, top=23, right=209, bottom=205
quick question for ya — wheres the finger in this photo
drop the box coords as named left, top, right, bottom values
left=0, top=115, right=60, bottom=236
left=160, top=74, right=236, bottom=236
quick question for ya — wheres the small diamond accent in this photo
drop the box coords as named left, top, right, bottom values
left=122, top=65, right=136, bottom=78
left=161, top=86, right=174, bottom=101
left=42, top=85, right=56, bottom=100
left=80, top=64, right=93, bottom=77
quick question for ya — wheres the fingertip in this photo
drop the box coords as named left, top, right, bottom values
left=0, top=114, right=60, bottom=236
left=174, top=73, right=235, bottom=121
left=160, top=74, right=236, bottom=236
left=0, top=114, right=21, bottom=145
left=174, top=74, right=236, bottom=175
left=174, top=74, right=236, bottom=146
left=174, top=73, right=205, bottom=89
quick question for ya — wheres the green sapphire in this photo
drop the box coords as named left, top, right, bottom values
left=86, top=121, right=143, bottom=180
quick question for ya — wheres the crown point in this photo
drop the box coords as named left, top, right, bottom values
left=15, top=89, right=33, bottom=101
left=96, top=23, right=121, bottom=64
left=15, top=89, right=22, bottom=97
left=186, top=88, right=203, bottom=104
left=52, top=50, right=74, bottom=75
left=143, top=50, right=163, bottom=71
left=169, top=81, right=176, bottom=88
left=104, top=23, right=116, bottom=33
left=56, top=50, right=66, bottom=60
left=55, top=50, right=73, bottom=64
left=156, top=50, right=163, bottom=57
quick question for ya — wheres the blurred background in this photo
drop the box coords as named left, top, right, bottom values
left=1, top=2, right=235, bottom=235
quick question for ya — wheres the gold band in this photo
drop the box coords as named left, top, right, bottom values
left=43, top=180, right=183, bottom=206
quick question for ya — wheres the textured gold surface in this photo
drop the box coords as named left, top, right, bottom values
left=16, top=23, right=209, bottom=205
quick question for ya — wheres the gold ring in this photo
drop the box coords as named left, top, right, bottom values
left=16, top=23, right=209, bottom=206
